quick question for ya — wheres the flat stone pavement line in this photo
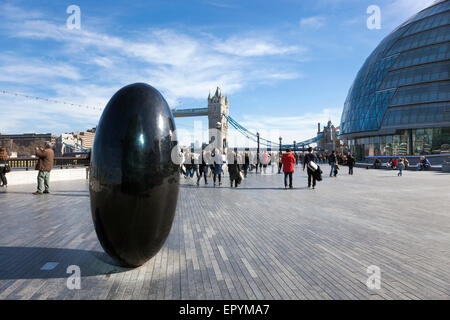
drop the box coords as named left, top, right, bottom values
left=0, top=167, right=449, bottom=300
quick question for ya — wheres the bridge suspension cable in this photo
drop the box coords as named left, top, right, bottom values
left=223, top=113, right=323, bottom=148
left=63, top=142, right=90, bottom=151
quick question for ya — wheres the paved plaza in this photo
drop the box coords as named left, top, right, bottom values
left=0, top=167, right=449, bottom=300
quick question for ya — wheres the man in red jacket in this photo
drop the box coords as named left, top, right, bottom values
left=281, top=148, right=296, bottom=189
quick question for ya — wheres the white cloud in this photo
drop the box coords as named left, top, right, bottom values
left=0, top=55, right=82, bottom=84
left=0, top=3, right=309, bottom=135
left=300, top=16, right=327, bottom=29
left=214, top=36, right=301, bottom=57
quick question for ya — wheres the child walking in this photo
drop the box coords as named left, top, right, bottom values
left=397, top=158, right=404, bottom=176
left=333, top=164, right=339, bottom=177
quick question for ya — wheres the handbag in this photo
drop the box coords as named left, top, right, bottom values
left=307, top=161, right=318, bottom=172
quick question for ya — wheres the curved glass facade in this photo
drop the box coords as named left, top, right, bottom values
left=340, top=0, right=450, bottom=159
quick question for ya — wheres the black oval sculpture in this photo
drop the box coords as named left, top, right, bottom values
left=89, top=83, right=179, bottom=268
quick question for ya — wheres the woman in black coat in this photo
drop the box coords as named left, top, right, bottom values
left=227, top=152, right=241, bottom=188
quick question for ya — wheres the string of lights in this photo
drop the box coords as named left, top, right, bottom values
left=0, top=90, right=104, bottom=111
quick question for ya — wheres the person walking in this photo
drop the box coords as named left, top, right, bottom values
left=262, top=151, right=269, bottom=174
left=347, top=154, right=355, bottom=175
left=270, top=152, right=275, bottom=173
left=191, top=153, right=199, bottom=179
left=184, top=151, right=192, bottom=179
left=213, top=150, right=223, bottom=187
left=33, top=141, right=54, bottom=195
left=303, top=147, right=318, bottom=189
left=243, top=152, right=249, bottom=177
left=281, top=148, right=295, bottom=189
left=227, top=151, right=241, bottom=188
left=328, top=151, right=336, bottom=177
left=397, top=158, right=405, bottom=176
left=197, top=150, right=208, bottom=186
left=179, top=150, right=186, bottom=176
left=0, top=147, right=8, bottom=188
left=333, top=163, right=339, bottom=177
left=278, top=152, right=283, bottom=174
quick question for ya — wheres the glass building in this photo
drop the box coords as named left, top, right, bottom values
left=340, top=0, right=450, bottom=160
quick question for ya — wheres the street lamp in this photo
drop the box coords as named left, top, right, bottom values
left=293, top=140, right=296, bottom=152
left=279, top=136, right=282, bottom=153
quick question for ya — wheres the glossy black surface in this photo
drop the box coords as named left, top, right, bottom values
left=89, top=83, right=179, bottom=267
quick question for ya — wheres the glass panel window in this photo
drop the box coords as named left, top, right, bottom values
left=390, top=81, right=450, bottom=106
left=388, top=25, right=450, bottom=56
left=403, top=11, right=450, bottom=37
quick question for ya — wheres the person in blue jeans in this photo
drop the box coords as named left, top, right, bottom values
left=328, top=151, right=336, bottom=177
left=397, top=158, right=405, bottom=176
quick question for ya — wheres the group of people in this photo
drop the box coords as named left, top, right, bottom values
left=0, top=142, right=54, bottom=194
left=178, top=147, right=360, bottom=190
left=371, top=155, right=432, bottom=174
left=179, top=149, right=245, bottom=188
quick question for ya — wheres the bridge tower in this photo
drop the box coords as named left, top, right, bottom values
left=208, top=86, right=229, bottom=152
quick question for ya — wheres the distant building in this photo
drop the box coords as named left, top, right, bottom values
left=0, top=133, right=56, bottom=157
left=55, top=128, right=96, bottom=156
left=317, top=121, right=345, bottom=153
left=339, top=1, right=450, bottom=160
left=208, top=87, right=229, bottom=152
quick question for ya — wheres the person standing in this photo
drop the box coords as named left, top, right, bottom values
left=0, top=147, right=8, bottom=188
left=347, top=154, right=355, bottom=175
left=33, top=142, right=54, bottom=195
left=303, top=147, right=318, bottom=189
left=281, top=148, right=295, bottom=189
left=328, top=151, right=336, bottom=177
left=403, top=157, right=410, bottom=169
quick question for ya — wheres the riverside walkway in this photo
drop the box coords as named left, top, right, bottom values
left=0, top=167, right=449, bottom=300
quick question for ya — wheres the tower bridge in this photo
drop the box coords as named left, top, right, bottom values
left=171, top=86, right=229, bottom=151
left=171, top=86, right=335, bottom=152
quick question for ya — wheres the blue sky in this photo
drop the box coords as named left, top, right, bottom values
left=0, top=0, right=436, bottom=146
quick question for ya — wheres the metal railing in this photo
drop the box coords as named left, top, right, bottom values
left=7, top=157, right=90, bottom=170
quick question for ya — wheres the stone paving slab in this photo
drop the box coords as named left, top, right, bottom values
left=0, top=166, right=449, bottom=300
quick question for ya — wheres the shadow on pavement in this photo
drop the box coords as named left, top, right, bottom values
left=0, top=246, right=132, bottom=280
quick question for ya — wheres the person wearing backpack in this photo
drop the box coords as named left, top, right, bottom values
left=303, top=147, right=318, bottom=189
